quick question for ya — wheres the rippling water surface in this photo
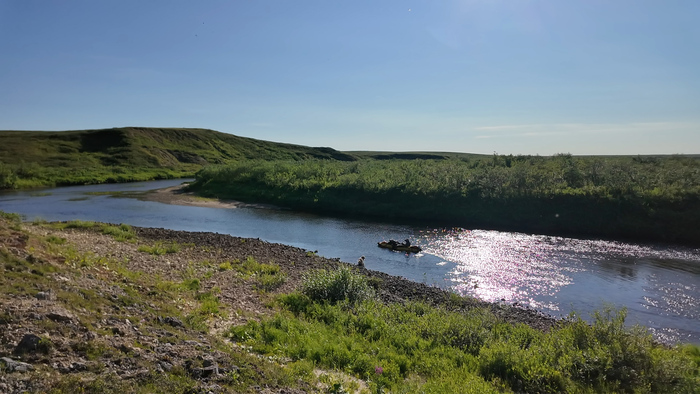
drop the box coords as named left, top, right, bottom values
left=1, top=179, right=699, bottom=344
left=417, top=228, right=700, bottom=344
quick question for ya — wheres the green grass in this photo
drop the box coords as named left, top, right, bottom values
left=233, top=256, right=287, bottom=292
left=44, top=220, right=135, bottom=242
left=1, top=247, right=58, bottom=296
left=137, top=242, right=182, bottom=255
left=228, top=286, right=699, bottom=393
left=62, top=220, right=96, bottom=229
left=45, top=235, right=66, bottom=244
left=0, top=211, right=23, bottom=231
left=100, top=223, right=135, bottom=241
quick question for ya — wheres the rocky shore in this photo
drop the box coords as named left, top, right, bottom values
left=0, top=213, right=558, bottom=393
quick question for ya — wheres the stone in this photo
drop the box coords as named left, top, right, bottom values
left=70, top=362, right=88, bottom=372
left=188, top=365, right=218, bottom=379
left=205, top=384, right=223, bottom=393
left=118, top=344, right=133, bottom=354
left=35, top=291, right=51, bottom=300
left=1, top=357, right=34, bottom=372
left=164, top=316, right=184, bottom=327
left=14, top=334, right=42, bottom=354
left=202, top=358, right=216, bottom=368
left=47, top=311, right=73, bottom=323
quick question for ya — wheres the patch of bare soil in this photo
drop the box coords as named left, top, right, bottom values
left=142, top=185, right=281, bottom=210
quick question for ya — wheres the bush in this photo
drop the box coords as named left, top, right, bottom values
left=301, top=266, right=375, bottom=304
left=257, top=272, right=287, bottom=292
left=228, top=298, right=699, bottom=394
left=0, top=210, right=22, bottom=224
left=45, top=235, right=66, bottom=245
left=188, top=156, right=700, bottom=244
left=64, top=220, right=96, bottom=229
left=101, top=223, right=135, bottom=241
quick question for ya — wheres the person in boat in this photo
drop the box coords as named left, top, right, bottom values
left=403, top=239, right=411, bottom=247
left=388, top=239, right=399, bottom=248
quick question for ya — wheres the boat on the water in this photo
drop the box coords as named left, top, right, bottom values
left=377, top=241, right=421, bottom=253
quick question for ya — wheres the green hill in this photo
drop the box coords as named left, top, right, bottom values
left=0, top=127, right=356, bottom=189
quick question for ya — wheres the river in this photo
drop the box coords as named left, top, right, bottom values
left=1, top=179, right=699, bottom=345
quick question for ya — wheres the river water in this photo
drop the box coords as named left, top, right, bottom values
left=1, top=179, right=699, bottom=345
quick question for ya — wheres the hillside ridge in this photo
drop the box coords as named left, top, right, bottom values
left=0, top=127, right=356, bottom=189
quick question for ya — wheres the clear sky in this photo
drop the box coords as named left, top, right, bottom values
left=1, top=1, right=699, bottom=155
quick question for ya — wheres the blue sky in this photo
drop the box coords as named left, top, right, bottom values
left=1, top=1, right=699, bottom=155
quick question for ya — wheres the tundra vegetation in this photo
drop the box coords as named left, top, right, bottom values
left=188, top=154, right=700, bottom=245
left=1, top=211, right=698, bottom=393
left=0, top=127, right=354, bottom=189
left=3, top=127, right=698, bottom=244
left=232, top=268, right=700, bottom=393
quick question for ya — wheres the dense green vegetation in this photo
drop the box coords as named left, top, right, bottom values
left=229, top=267, right=700, bottom=393
left=187, top=154, right=700, bottom=245
left=0, top=127, right=355, bottom=189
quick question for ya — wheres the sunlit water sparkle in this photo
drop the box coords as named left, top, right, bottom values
left=417, top=228, right=700, bottom=344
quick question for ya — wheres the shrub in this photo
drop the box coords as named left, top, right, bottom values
left=228, top=298, right=699, bottom=394
left=301, top=266, right=375, bottom=304
left=181, top=278, right=200, bottom=291
left=64, top=220, right=96, bottom=229
left=101, top=223, right=135, bottom=241
left=0, top=210, right=22, bottom=223
left=45, top=235, right=66, bottom=244
left=257, top=272, right=287, bottom=292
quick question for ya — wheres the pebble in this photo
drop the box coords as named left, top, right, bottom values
left=35, top=291, right=51, bottom=300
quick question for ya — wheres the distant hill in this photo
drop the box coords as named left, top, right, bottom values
left=346, top=151, right=488, bottom=160
left=0, top=127, right=356, bottom=188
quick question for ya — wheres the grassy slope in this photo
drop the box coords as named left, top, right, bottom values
left=0, top=127, right=356, bottom=188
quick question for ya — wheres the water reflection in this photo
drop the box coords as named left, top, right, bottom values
left=417, top=228, right=700, bottom=344
left=418, top=229, right=578, bottom=311
left=597, top=258, right=638, bottom=281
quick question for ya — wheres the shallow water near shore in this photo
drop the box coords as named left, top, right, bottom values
left=1, top=178, right=699, bottom=345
